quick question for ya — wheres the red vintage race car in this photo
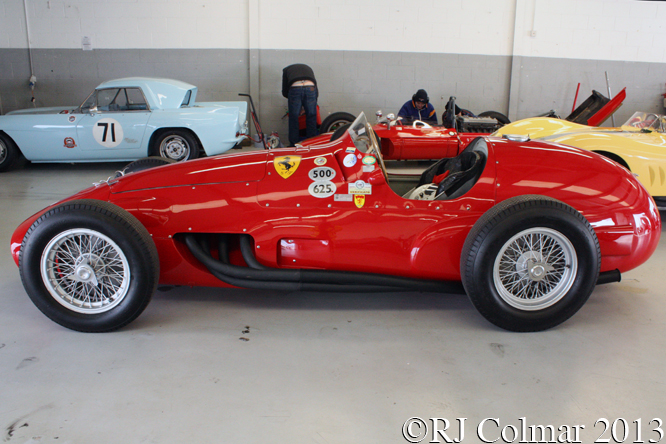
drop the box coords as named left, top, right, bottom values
left=302, top=89, right=626, bottom=162
left=369, top=114, right=490, bottom=161
left=302, top=114, right=490, bottom=161
left=302, top=98, right=503, bottom=161
left=11, top=113, right=660, bottom=333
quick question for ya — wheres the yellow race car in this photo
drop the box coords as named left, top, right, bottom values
left=494, top=112, right=666, bottom=207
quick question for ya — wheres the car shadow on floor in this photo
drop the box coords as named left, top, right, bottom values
left=130, top=286, right=487, bottom=331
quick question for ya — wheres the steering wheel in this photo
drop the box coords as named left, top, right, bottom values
left=412, top=120, right=432, bottom=129
left=366, top=124, right=389, bottom=183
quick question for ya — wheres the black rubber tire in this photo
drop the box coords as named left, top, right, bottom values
left=152, top=130, right=200, bottom=161
left=329, top=123, right=351, bottom=141
left=478, top=111, right=511, bottom=125
left=115, top=156, right=177, bottom=178
left=320, top=112, right=355, bottom=134
left=0, top=133, right=24, bottom=172
left=18, top=199, right=159, bottom=332
left=460, top=195, right=600, bottom=332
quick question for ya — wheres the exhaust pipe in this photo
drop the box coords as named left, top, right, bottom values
left=596, top=269, right=621, bottom=285
left=184, top=234, right=465, bottom=294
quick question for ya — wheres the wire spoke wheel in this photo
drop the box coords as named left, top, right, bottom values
left=493, top=227, right=576, bottom=311
left=20, top=200, right=159, bottom=332
left=461, top=196, right=599, bottom=331
left=40, top=228, right=130, bottom=314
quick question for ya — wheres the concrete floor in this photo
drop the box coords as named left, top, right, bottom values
left=1, top=162, right=665, bottom=444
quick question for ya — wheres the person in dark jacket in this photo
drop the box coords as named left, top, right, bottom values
left=397, top=89, right=437, bottom=124
left=282, top=63, right=318, bottom=145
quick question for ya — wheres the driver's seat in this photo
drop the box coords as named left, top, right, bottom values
left=411, top=138, right=487, bottom=200
left=434, top=151, right=484, bottom=199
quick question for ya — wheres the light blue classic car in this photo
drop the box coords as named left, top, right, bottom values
left=0, top=77, right=248, bottom=172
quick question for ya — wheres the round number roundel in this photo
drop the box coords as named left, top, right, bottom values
left=92, top=118, right=124, bottom=148
left=308, top=167, right=336, bottom=181
left=308, top=181, right=336, bottom=198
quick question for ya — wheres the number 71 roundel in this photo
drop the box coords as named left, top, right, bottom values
left=92, top=118, right=124, bottom=148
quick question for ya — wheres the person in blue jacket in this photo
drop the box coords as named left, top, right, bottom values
left=398, top=89, right=437, bottom=124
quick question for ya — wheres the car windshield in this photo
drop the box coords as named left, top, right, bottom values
left=78, top=87, right=149, bottom=112
left=78, top=89, right=96, bottom=113
left=622, top=112, right=666, bottom=133
left=347, top=112, right=378, bottom=154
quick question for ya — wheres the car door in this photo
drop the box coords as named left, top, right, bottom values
left=1, top=111, right=81, bottom=161
left=75, top=87, right=151, bottom=160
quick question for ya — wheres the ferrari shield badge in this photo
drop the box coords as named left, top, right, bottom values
left=354, top=194, right=365, bottom=208
left=274, top=155, right=301, bottom=179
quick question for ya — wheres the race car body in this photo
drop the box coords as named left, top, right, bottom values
left=11, top=113, right=660, bottom=333
left=494, top=112, right=666, bottom=206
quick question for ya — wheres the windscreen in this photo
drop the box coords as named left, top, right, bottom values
left=622, top=112, right=666, bottom=133
left=347, top=112, right=378, bottom=154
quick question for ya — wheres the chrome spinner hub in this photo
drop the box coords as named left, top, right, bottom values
left=515, top=252, right=554, bottom=282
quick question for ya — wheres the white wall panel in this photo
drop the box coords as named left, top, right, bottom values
left=0, top=0, right=250, bottom=49
left=2, top=0, right=664, bottom=64
left=513, top=0, right=666, bottom=63
left=1, top=0, right=27, bottom=48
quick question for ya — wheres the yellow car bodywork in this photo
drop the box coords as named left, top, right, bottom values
left=494, top=113, right=666, bottom=203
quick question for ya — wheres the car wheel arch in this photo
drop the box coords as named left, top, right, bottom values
left=592, top=150, right=630, bottom=171
left=407, top=212, right=487, bottom=280
left=0, top=131, right=27, bottom=171
left=0, top=130, right=18, bottom=145
left=148, top=127, right=204, bottom=158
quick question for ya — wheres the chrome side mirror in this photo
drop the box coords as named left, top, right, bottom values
left=387, top=113, right=402, bottom=129
left=376, top=110, right=389, bottom=126
left=376, top=112, right=401, bottom=128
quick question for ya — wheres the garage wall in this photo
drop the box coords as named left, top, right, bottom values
left=1, top=0, right=665, bottom=140
left=509, top=0, right=666, bottom=123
